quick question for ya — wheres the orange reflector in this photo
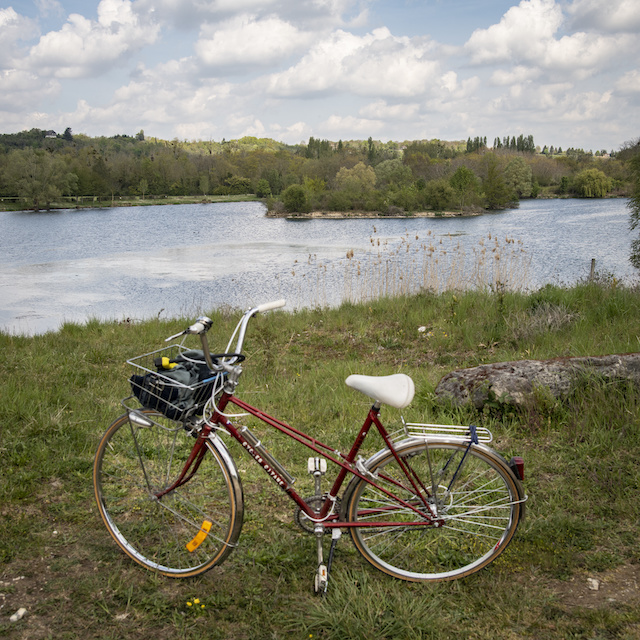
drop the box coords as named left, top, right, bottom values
left=186, top=520, right=212, bottom=552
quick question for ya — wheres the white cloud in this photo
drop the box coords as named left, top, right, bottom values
left=0, top=69, right=60, bottom=110
left=436, top=72, right=480, bottom=99
left=359, top=100, right=420, bottom=121
left=616, top=70, right=640, bottom=94
left=267, top=27, right=440, bottom=98
left=542, top=32, right=633, bottom=77
left=465, top=0, right=562, bottom=65
left=0, top=7, right=39, bottom=66
left=322, top=113, right=384, bottom=136
left=490, top=65, right=541, bottom=86
left=35, top=0, right=65, bottom=18
left=0, top=0, right=637, bottom=152
left=195, top=14, right=310, bottom=71
left=132, top=0, right=364, bottom=30
left=489, top=81, right=615, bottom=124
left=25, top=0, right=160, bottom=78
left=567, top=0, right=640, bottom=32
left=465, top=0, right=634, bottom=79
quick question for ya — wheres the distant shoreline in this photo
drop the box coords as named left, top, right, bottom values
left=265, top=209, right=482, bottom=220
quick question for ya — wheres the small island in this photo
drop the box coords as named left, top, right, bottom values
left=265, top=209, right=480, bottom=219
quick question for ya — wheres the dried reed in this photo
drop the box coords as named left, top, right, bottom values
left=284, top=230, right=531, bottom=308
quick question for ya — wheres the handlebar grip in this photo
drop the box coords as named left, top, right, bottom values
left=255, top=299, right=286, bottom=314
left=188, top=321, right=207, bottom=334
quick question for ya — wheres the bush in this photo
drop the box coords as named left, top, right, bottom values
left=326, top=190, right=353, bottom=212
left=281, top=184, right=309, bottom=213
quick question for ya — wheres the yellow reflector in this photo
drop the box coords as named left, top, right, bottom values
left=186, top=520, right=213, bottom=552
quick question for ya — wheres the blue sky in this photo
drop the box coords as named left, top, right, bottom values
left=1, top=0, right=638, bottom=151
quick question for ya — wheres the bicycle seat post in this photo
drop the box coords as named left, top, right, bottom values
left=308, top=457, right=327, bottom=498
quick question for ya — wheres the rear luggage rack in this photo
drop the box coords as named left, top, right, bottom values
left=391, top=419, right=493, bottom=444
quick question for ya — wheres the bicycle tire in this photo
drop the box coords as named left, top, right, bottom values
left=344, top=439, right=523, bottom=582
left=93, top=411, right=244, bottom=577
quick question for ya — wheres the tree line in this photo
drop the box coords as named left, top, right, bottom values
left=0, top=128, right=636, bottom=213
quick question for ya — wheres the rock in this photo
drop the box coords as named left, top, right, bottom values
left=10, top=608, right=27, bottom=622
left=435, top=353, right=640, bottom=408
left=587, top=578, right=601, bottom=591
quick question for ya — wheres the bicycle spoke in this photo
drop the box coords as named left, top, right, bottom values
left=347, top=440, right=522, bottom=581
left=94, top=412, right=243, bottom=577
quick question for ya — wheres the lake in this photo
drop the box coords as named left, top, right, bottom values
left=0, top=198, right=635, bottom=335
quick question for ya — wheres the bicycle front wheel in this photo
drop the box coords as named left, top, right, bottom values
left=345, top=439, right=523, bottom=581
left=93, top=411, right=244, bottom=577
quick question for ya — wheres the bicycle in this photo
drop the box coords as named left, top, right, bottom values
left=93, top=300, right=527, bottom=592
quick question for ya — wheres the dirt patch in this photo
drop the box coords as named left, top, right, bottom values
left=547, top=564, right=640, bottom=609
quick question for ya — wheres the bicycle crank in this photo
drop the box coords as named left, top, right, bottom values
left=294, top=496, right=341, bottom=534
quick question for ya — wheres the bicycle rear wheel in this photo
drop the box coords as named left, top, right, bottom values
left=345, top=439, right=523, bottom=581
left=93, top=411, right=243, bottom=577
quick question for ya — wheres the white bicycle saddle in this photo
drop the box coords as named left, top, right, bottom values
left=345, top=373, right=415, bottom=409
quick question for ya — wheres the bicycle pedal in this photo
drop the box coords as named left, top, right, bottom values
left=307, top=457, right=327, bottom=475
left=314, top=564, right=328, bottom=594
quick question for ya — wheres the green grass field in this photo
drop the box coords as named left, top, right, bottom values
left=1, top=283, right=640, bottom=639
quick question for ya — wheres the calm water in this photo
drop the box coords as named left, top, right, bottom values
left=0, top=198, right=635, bottom=335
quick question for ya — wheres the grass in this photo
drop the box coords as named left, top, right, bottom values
left=1, top=283, right=640, bottom=638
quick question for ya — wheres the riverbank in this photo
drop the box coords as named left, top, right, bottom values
left=265, top=209, right=482, bottom=219
left=0, top=194, right=260, bottom=212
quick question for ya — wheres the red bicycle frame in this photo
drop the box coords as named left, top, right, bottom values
left=182, top=389, right=444, bottom=530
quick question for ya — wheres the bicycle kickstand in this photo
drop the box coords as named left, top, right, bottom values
left=315, top=528, right=342, bottom=595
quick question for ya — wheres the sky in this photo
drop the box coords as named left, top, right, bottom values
left=1, top=0, right=639, bottom=152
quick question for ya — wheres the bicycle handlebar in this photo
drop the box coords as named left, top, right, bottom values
left=230, top=299, right=286, bottom=357
left=254, top=299, right=286, bottom=314
left=164, top=300, right=287, bottom=371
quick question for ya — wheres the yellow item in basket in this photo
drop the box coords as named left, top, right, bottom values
left=186, top=520, right=213, bottom=552
left=160, top=357, right=179, bottom=369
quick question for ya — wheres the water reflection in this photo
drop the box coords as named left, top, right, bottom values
left=0, top=199, right=635, bottom=335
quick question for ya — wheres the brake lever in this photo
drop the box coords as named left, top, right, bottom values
left=164, top=316, right=213, bottom=342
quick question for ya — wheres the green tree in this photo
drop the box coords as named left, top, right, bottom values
left=5, top=148, right=77, bottom=210
left=483, top=154, right=512, bottom=209
left=224, top=175, right=253, bottom=194
left=449, top=166, right=480, bottom=211
left=504, top=156, right=533, bottom=198
left=367, top=137, right=376, bottom=163
left=261, top=169, right=284, bottom=195
left=199, top=174, right=210, bottom=196
left=255, top=178, right=271, bottom=198
left=628, top=152, right=640, bottom=268
left=374, top=158, right=413, bottom=189
left=424, top=179, right=455, bottom=211
left=334, top=161, right=376, bottom=193
left=281, top=184, right=308, bottom=213
left=572, top=168, right=612, bottom=197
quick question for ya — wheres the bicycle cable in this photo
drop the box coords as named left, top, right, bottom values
left=203, top=374, right=250, bottom=420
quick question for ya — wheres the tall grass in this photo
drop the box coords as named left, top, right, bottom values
left=286, top=230, right=532, bottom=309
left=1, top=282, right=640, bottom=639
